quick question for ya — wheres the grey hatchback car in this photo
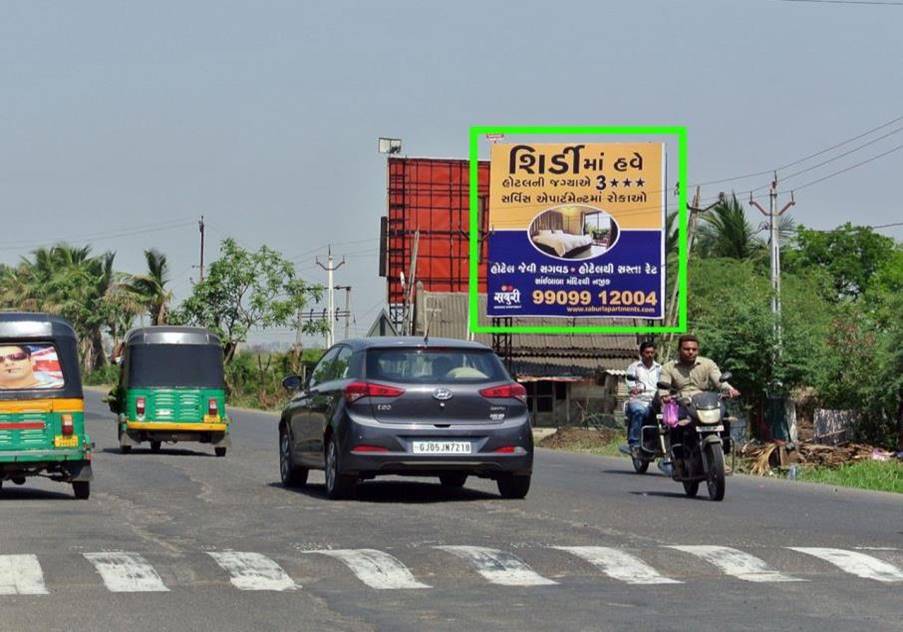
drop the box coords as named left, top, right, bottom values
left=278, top=337, right=533, bottom=500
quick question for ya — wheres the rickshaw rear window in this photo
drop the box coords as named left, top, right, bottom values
left=128, top=344, right=225, bottom=388
left=0, top=343, right=66, bottom=391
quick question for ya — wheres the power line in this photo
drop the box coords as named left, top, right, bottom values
left=787, top=141, right=903, bottom=191
left=0, top=218, right=196, bottom=251
left=778, top=0, right=903, bottom=5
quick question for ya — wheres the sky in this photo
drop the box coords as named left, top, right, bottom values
left=2, top=0, right=901, bottom=346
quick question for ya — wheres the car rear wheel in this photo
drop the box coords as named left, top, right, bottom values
left=279, top=429, right=308, bottom=487
left=72, top=481, right=90, bottom=500
left=439, top=473, right=468, bottom=488
left=497, top=474, right=531, bottom=499
left=325, top=437, right=355, bottom=500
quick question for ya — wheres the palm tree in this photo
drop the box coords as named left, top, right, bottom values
left=695, top=194, right=766, bottom=260
left=123, top=249, right=172, bottom=326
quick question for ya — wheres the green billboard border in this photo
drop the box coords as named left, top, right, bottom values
left=468, top=125, right=688, bottom=335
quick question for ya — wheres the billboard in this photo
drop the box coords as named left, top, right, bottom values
left=487, top=142, right=665, bottom=319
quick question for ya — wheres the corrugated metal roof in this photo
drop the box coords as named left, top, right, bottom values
left=414, top=291, right=639, bottom=370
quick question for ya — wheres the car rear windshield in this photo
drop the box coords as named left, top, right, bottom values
left=365, top=347, right=508, bottom=384
left=128, top=344, right=225, bottom=388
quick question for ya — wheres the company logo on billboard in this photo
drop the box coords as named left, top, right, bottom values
left=493, top=284, right=522, bottom=306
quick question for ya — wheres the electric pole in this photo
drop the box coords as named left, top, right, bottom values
left=198, top=215, right=206, bottom=282
left=750, top=174, right=795, bottom=346
left=317, top=246, right=345, bottom=348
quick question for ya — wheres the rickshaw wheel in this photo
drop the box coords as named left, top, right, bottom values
left=150, top=441, right=162, bottom=453
left=215, top=447, right=227, bottom=457
left=120, top=445, right=132, bottom=454
left=73, top=481, right=90, bottom=500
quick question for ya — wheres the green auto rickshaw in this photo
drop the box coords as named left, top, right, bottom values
left=109, top=326, right=230, bottom=456
left=0, top=312, right=93, bottom=499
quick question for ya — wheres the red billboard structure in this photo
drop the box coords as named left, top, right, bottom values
left=381, top=157, right=489, bottom=331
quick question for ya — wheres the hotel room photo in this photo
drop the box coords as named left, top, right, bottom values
left=528, top=205, right=619, bottom=260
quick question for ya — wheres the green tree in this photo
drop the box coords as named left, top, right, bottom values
left=694, top=194, right=765, bottom=260
left=686, top=258, right=834, bottom=416
left=785, top=223, right=896, bottom=299
left=174, top=238, right=326, bottom=362
left=123, top=249, right=173, bottom=325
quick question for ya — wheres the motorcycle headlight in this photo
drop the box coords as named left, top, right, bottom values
left=697, top=408, right=722, bottom=424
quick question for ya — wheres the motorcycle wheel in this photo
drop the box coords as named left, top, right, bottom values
left=682, top=480, right=699, bottom=497
left=632, top=457, right=649, bottom=474
left=705, top=443, right=726, bottom=501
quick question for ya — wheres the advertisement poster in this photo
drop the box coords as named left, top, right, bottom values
left=0, top=344, right=65, bottom=390
left=487, top=142, right=665, bottom=319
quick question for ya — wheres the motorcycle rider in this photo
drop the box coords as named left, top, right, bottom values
left=658, top=334, right=740, bottom=415
left=620, top=341, right=661, bottom=457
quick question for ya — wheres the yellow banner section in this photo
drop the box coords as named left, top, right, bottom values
left=489, top=142, right=663, bottom=230
left=0, top=398, right=84, bottom=413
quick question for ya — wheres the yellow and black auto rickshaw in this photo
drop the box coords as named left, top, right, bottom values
left=109, top=326, right=230, bottom=456
left=0, top=313, right=93, bottom=499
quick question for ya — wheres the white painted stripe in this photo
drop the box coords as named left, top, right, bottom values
left=208, top=552, right=298, bottom=591
left=436, top=546, right=557, bottom=587
left=0, top=555, right=48, bottom=595
left=310, top=549, right=430, bottom=589
left=83, top=552, right=169, bottom=592
left=555, top=546, right=681, bottom=585
left=789, top=547, right=903, bottom=583
left=668, top=546, right=802, bottom=583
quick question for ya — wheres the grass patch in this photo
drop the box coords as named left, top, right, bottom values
left=538, top=427, right=628, bottom=458
left=797, top=459, right=903, bottom=494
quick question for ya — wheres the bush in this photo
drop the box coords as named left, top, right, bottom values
left=225, top=349, right=324, bottom=410
left=83, top=364, right=120, bottom=386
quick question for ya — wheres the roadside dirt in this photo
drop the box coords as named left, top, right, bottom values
left=538, top=427, right=620, bottom=449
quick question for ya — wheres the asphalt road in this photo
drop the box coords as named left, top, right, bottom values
left=1, top=389, right=901, bottom=632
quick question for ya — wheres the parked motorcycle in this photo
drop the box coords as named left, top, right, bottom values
left=655, top=374, right=734, bottom=501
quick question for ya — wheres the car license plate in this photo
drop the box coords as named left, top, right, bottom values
left=54, top=435, right=79, bottom=448
left=412, top=441, right=472, bottom=455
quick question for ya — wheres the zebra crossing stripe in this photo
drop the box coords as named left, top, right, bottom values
left=0, top=555, right=48, bottom=595
left=83, top=552, right=169, bottom=592
left=208, top=551, right=298, bottom=591
left=667, top=546, right=803, bottom=583
left=435, top=546, right=557, bottom=587
left=555, top=546, right=681, bottom=585
left=309, top=549, right=430, bottom=589
left=789, top=547, right=903, bottom=583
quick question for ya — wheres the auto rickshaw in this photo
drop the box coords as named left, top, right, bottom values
left=0, top=313, right=93, bottom=499
left=109, top=326, right=230, bottom=456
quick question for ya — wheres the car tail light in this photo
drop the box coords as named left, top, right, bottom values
left=494, top=446, right=526, bottom=455
left=351, top=445, right=389, bottom=453
left=479, top=383, right=527, bottom=402
left=136, top=397, right=146, bottom=417
left=208, top=398, right=219, bottom=417
left=344, top=381, right=405, bottom=403
left=61, top=414, right=74, bottom=436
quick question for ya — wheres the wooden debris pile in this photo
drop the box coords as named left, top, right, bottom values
left=737, top=441, right=893, bottom=475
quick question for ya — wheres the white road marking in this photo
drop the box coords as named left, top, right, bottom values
left=435, top=546, right=557, bottom=587
left=667, top=546, right=802, bottom=583
left=83, top=552, right=169, bottom=592
left=208, top=552, right=298, bottom=591
left=555, top=546, right=681, bottom=585
left=789, top=547, right=903, bottom=583
left=0, top=555, right=48, bottom=595
left=310, top=549, right=430, bottom=589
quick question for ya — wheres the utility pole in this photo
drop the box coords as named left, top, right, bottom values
left=663, top=187, right=723, bottom=355
left=750, top=174, right=795, bottom=345
left=317, top=246, right=345, bottom=348
left=334, top=285, right=352, bottom=340
left=198, top=215, right=206, bottom=282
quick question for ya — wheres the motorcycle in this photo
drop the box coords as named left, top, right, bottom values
left=654, top=373, right=734, bottom=501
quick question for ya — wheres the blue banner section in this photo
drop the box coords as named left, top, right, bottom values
left=487, top=230, right=664, bottom=318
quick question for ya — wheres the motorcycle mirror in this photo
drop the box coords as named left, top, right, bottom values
left=719, top=372, right=733, bottom=383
